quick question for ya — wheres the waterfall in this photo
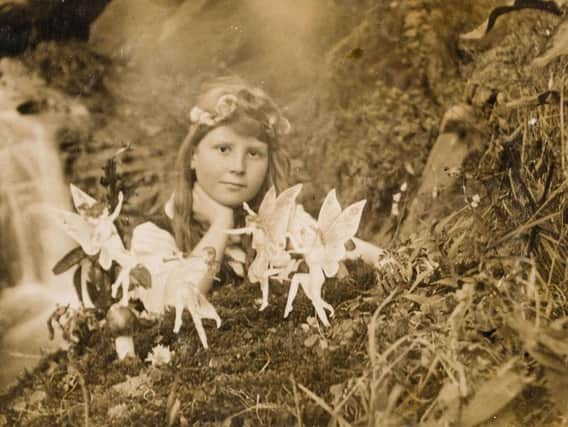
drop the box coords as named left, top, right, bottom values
left=0, top=103, right=80, bottom=390
left=0, top=111, right=72, bottom=282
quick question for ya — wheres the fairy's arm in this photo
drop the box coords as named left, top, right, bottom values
left=109, top=191, right=124, bottom=221
left=344, top=237, right=385, bottom=265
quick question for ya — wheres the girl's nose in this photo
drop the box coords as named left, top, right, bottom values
left=229, top=150, right=246, bottom=174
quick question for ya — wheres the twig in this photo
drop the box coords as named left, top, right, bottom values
left=486, top=177, right=567, bottom=252
left=290, top=376, right=303, bottom=427
left=6, top=351, right=42, bottom=359
left=489, top=211, right=561, bottom=250
left=258, top=352, right=271, bottom=374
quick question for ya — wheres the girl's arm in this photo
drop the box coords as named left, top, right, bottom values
left=189, top=184, right=235, bottom=294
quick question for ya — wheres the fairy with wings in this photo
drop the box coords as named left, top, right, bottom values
left=227, top=183, right=303, bottom=310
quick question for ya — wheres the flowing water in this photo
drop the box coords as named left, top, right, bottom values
left=0, top=82, right=80, bottom=390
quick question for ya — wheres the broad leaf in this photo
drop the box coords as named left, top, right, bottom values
left=130, top=264, right=152, bottom=289
left=52, top=245, right=87, bottom=275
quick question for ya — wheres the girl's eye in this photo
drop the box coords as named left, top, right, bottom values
left=217, top=144, right=231, bottom=153
left=248, top=149, right=266, bottom=159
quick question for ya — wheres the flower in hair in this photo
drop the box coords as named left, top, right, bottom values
left=189, top=106, right=216, bottom=126
left=215, top=94, right=238, bottom=117
left=189, top=93, right=292, bottom=139
left=190, top=94, right=239, bottom=127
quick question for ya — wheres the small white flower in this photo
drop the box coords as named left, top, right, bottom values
left=470, top=194, right=481, bottom=208
left=528, top=117, right=538, bottom=127
left=393, top=192, right=401, bottom=203
left=400, top=182, right=408, bottom=192
left=145, top=344, right=172, bottom=367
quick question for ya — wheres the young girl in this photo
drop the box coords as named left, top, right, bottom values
left=143, top=76, right=293, bottom=296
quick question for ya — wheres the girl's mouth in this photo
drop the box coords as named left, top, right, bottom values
left=221, top=181, right=246, bottom=190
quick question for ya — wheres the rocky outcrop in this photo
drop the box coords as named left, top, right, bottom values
left=0, top=0, right=110, bottom=56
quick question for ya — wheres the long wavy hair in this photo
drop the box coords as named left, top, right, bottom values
left=172, top=76, right=291, bottom=252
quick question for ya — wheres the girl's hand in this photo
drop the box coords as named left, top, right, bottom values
left=192, top=183, right=234, bottom=228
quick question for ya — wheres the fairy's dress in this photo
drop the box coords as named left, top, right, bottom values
left=128, top=195, right=247, bottom=314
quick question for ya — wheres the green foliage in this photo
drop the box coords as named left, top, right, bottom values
left=52, top=246, right=86, bottom=275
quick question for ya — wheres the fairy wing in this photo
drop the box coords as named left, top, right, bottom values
left=320, top=199, right=367, bottom=277
left=69, top=184, right=97, bottom=215
left=321, top=199, right=366, bottom=247
left=131, top=221, right=179, bottom=258
left=257, top=186, right=277, bottom=218
left=53, top=209, right=99, bottom=255
left=99, top=232, right=127, bottom=270
left=245, top=187, right=276, bottom=250
left=288, top=204, right=317, bottom=251
left=265, top=183, right=303, bottom=246
left=317, top=189, right=342, bottom=232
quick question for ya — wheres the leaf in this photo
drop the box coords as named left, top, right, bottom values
left=73, top=265, right=83, bottom=305
left=52, top=246, right=87, bottom=275
left=447, top=230, right=468, bottom=259
left=130, top=264, right=152, bottom=289
left=459, top=362, right=526, bottom=427
left=167, top=398, right=181, bottom=427
left=432, top=277, right=459, bottom=288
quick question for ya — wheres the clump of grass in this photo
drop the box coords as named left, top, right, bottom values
left=295, top=6, right=568, bottom=426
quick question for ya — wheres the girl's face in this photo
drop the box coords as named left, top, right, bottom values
left=192, top=125, right=269, bottom=208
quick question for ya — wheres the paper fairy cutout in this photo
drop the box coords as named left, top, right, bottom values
left=227, top=184, right=302, bottom=310
left=54, top=184, right=150, bottom=306
left=54, top=184, right=124, bottom=271
left=285, top=189, right=366, bottom=326
left=55, top=181, right=370, bottom=347
left=167, top=253, right=221, bottom=348
left=130, top=222, right=221, bottom=348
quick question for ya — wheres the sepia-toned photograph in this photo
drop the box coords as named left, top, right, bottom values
left=1, top=0, right=568, bottom=425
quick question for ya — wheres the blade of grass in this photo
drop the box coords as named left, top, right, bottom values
left=297, top=383, right=352, bottom=427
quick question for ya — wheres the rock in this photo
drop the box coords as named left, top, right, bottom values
left=0, top=0, right=110, bottom=57
left=400, top=104, right=482, bottom=238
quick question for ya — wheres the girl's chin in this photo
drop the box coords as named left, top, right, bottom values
left=215, top=194, right=251, bottom=209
